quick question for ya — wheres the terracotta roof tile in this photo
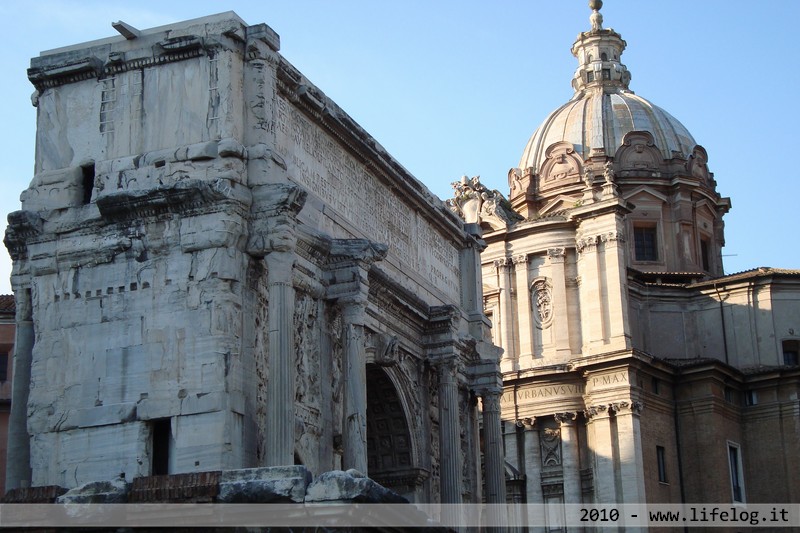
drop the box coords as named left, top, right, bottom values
left=0, top=295, right=15, bottom=313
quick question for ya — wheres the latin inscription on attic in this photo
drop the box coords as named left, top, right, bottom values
left=272, top=95, right=460, bottom=300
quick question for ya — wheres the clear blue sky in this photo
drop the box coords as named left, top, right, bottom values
left=1, top=1, right=798, bottom=294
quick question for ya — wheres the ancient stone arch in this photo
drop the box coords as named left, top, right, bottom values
left=365, top=363, right=426, bottom=498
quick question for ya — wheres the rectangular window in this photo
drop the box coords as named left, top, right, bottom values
left=728, top=443, right=745, bottom=502
left=700, top=239, right=710, bottom=271
left=656, top=446, right=668, bottom=483
left=651, top=377, right=660, bottom=395
left=0, top=352, right=7, bottom=382
left=151, top=418, right=172, bottom=476
left=634, top=226, right=658, bottom=261
left=745, top=390, right=757, bottom=406
left=783, top=340, right=799, bottom=366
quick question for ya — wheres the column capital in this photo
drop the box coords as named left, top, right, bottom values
left=477, top=385, right=503, bottom=409
left=547, top=247, right=566, bottom=262
left=512, top=254, right=529, bottom=266
left=576, top=235, right=599, bottom=253
left=516, top=416, right=536, bottom=430
left=247, top=183, right=306, bottom=257
left=599, top=231, right=625, bottom=245
left=493, top=257, right=513, bottom=270
left=609, top=400, right=644, bottom=415
left=554, top=411, right=579, bottom=425
left=583, top=404, right=609, bottom=419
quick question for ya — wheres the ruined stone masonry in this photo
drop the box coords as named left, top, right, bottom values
left=3, top=12, right=504, bottom=505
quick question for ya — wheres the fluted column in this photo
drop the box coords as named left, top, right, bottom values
left=554, top=411, right=582, bottom=504
left=482, top=388, right=507, bottom=504
left=6, top=288, right=33, bottom=490
left=248, top=183, right=307, bottom=467
left=265, top=251, right=296, bottom=466
left=327, top=239, right=387, bottom=474
left=341, top=298, right=368, bottom=474
left=438, top=359, right=462, bottom=503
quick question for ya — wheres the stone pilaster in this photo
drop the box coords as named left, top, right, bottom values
left=494, top=258, right=516, bottom=371
left=554, top=411, right=582, bottom=504
left=576, top=236, right=604, bottom=353
left=6, top=288, right=33, bottom=490
left=481, top=388, right=507, bottom=505
left=521, top=418, right=543, bottom=503
left=584, top=404, right=615, bottom=503
left=327, top=240, right=387, bottom=475
left=611, top=401, right=646, bottom=503
left=547, top=248, right=572, bottom=358
left=599, top=231, right=632, bottom=351
left=513, top=254, right=534, bottom=367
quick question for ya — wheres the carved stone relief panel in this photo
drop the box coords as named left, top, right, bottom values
left=531, top=277, right=554, bottom=329
left=294, top=291, right=322, bottom=471
left=540, top=427, right=562, bottom=467
left=615, top=131, right=662, bottom=173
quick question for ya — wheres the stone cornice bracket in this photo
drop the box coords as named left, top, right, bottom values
left=27, top=56, right=103, bottom=92
left=245, top=23, right=280, bottom=60
left=97, top=178, right=235, bottom=223
left=326, top=239, right=387, bottom=320
left=3, top=211, right=43, bottom=261
left=246, top=183, right=307, bottom=258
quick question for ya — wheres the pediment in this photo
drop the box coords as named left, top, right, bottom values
left=538, top=141, right=583, bottom=192
left=622, top=185, right=668, bottom=204
left=615, top=131, right=662, bottom=172
left=540, top=194, right=582, bottom=215
left=694, top=199, right=717, bottom=220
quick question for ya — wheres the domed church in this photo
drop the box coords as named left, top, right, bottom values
left=450, top=0, right=800, bottom=510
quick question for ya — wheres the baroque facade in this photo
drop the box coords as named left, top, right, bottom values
left=3, top=12, right=505, bottom=504
left=450, top=2, right=800, bottom=514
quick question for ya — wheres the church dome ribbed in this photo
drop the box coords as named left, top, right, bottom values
left=518, top=1, right=696, bottom=173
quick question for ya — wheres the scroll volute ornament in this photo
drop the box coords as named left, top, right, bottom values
left=615, top=131, right=662, bottom=173
left=538, top=141, right=584, bottom=192
left=686, top=145, right=711, bottom=183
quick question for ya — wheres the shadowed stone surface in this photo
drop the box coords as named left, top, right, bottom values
left=217, top=465, right=311, bottom=503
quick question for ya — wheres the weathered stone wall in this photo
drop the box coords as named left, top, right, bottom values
left=5, top=12, right=502, bottom=503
